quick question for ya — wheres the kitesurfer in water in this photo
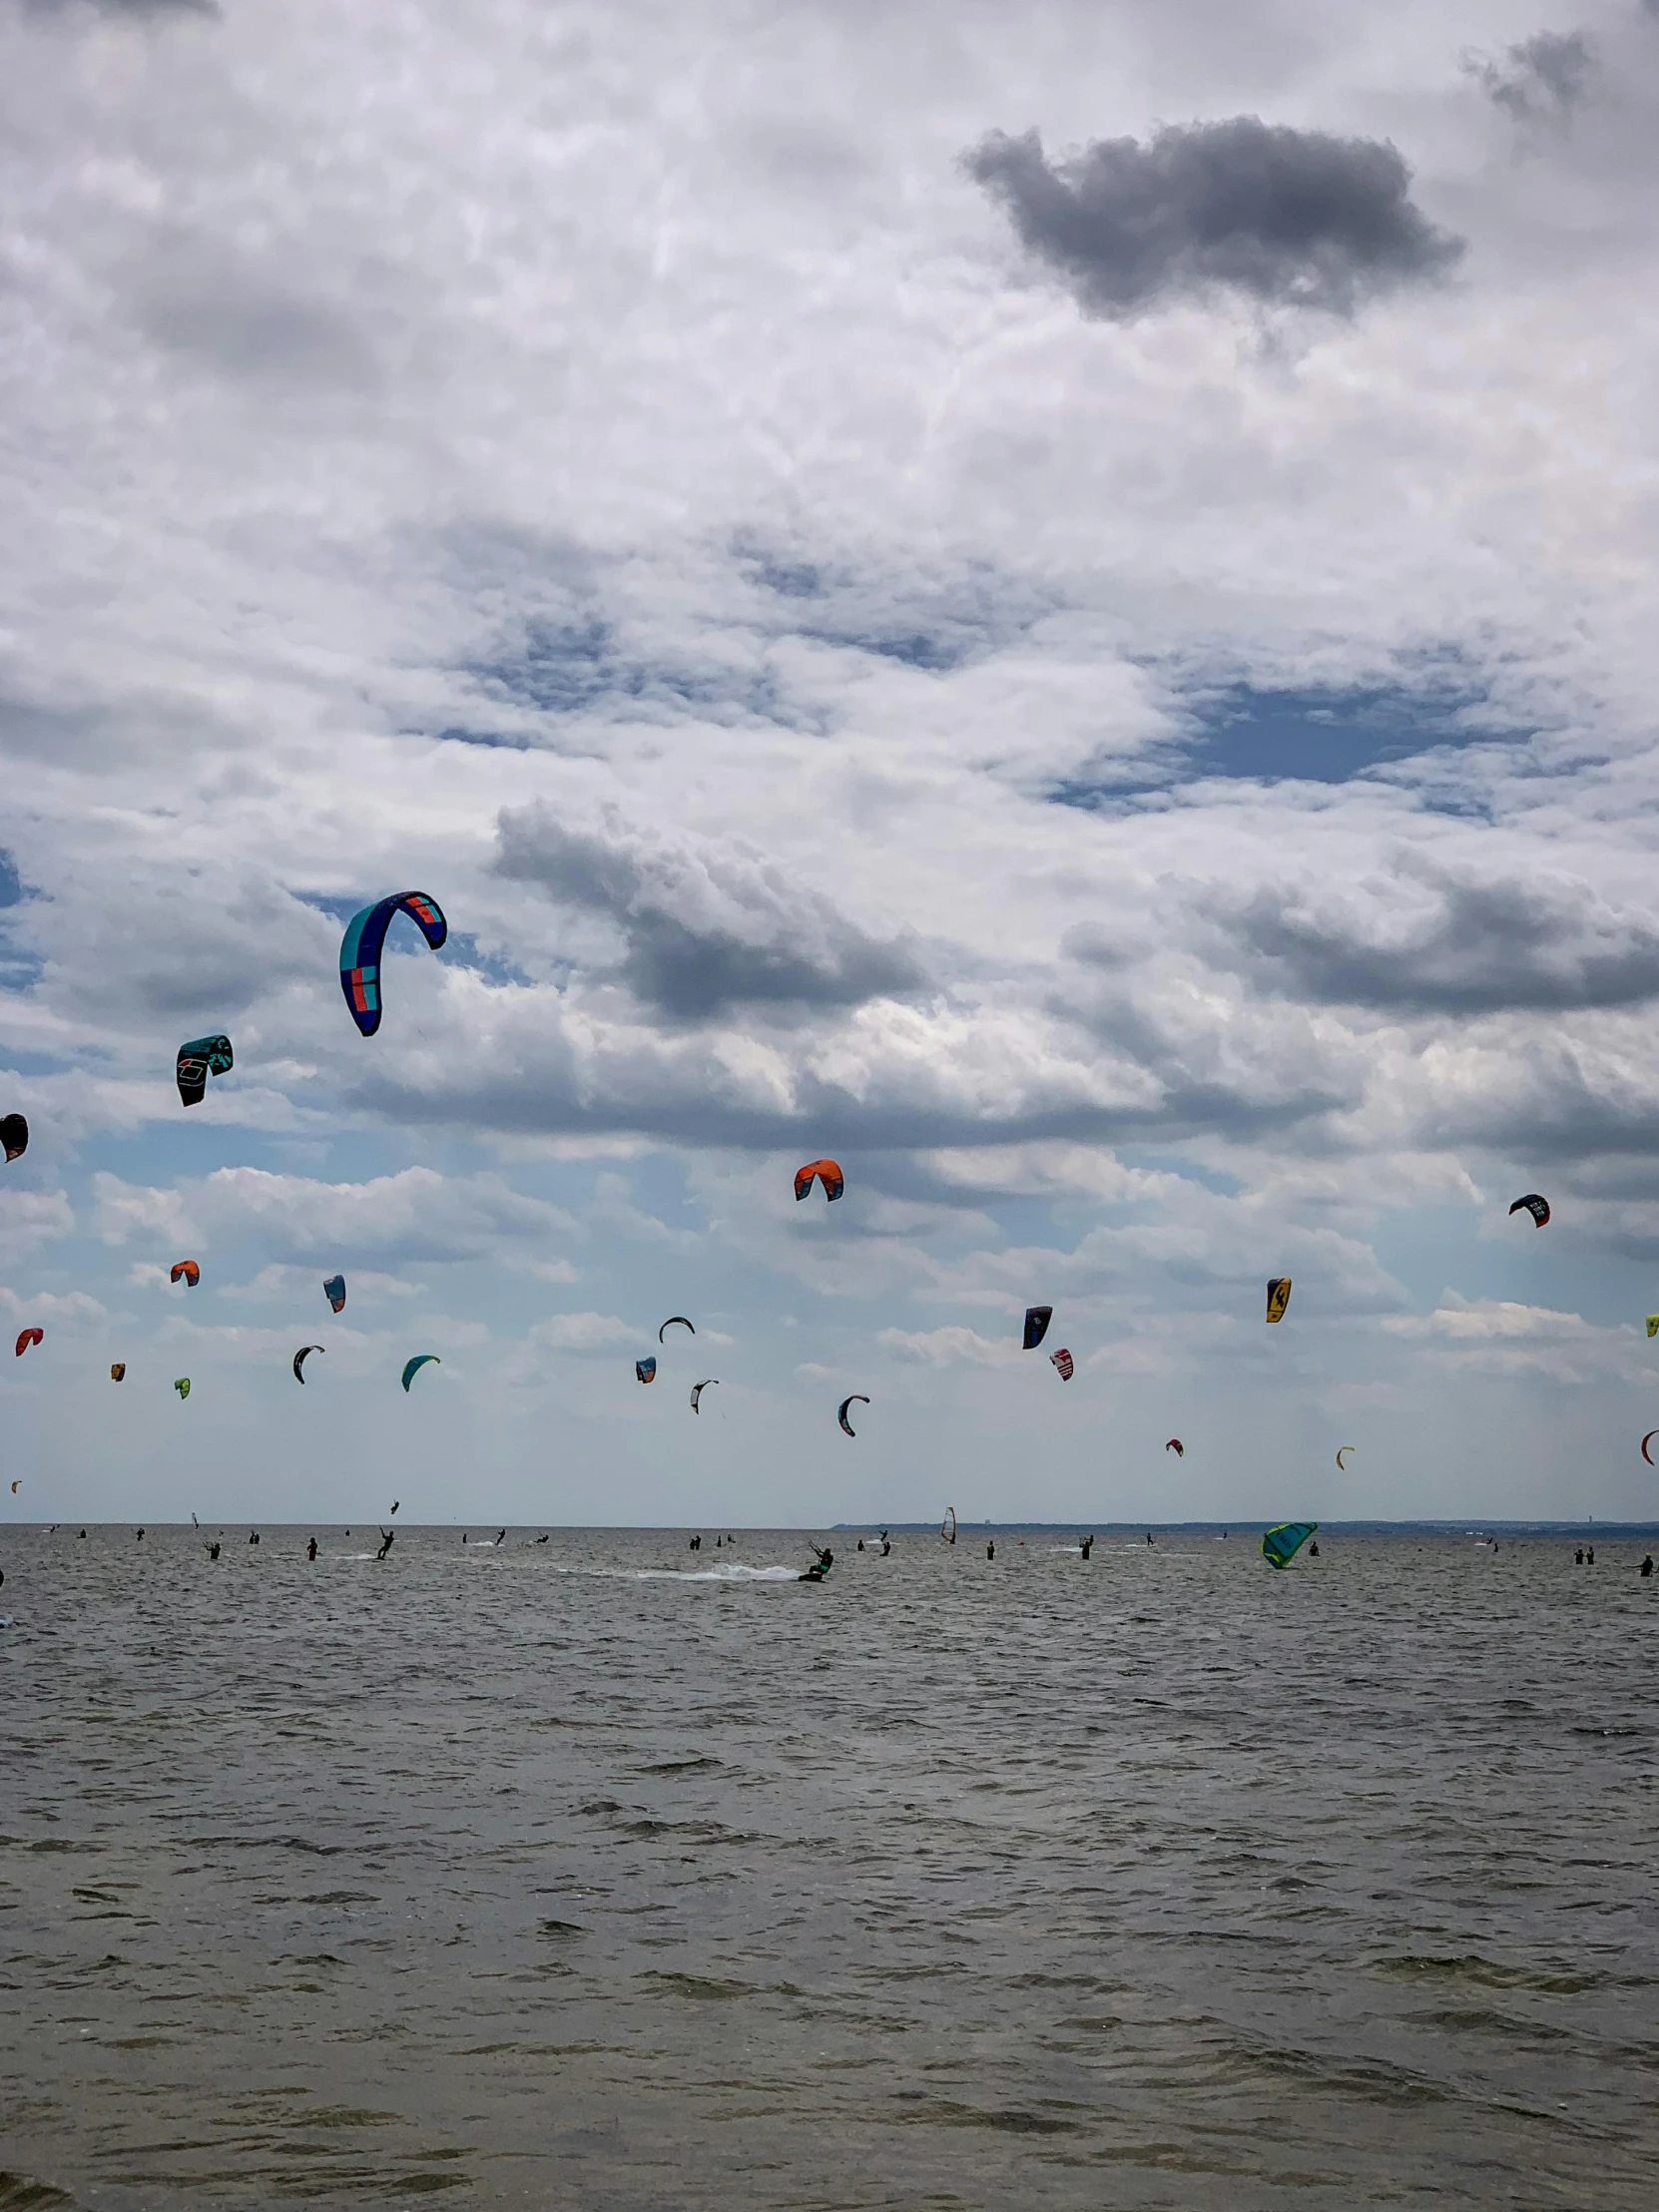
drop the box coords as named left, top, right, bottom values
left=376, top=1527, right=395, bottom=1561
left=1309, top=1540, right=1320, bottom=1557
left=207, top=1542, right=221, bottom=1560
left=1080, top=1535, right=1093, bottom=1560
left=1587, top=1546, right=1595, bottom=1564
left=800, top=1543, right=833, bottom=1583
left=1642, top=1555, right=1653, bottom=1578
left=307, top=1537, right=317, bottom=1561
left=986, top=1540, right=995, bottom=1560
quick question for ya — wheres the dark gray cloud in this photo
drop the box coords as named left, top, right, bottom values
left=132, top=237, right=373, bottom=391
left=1465, top=31, right=1594, bottom=126
left=494, top=804, right=927, bottom=1019
left=1203, top=856, right=1659, bottom=1015
left=963, top=117, right=1462, bottom=319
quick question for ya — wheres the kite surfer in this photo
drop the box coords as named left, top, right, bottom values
left=1642, top=1556, right=1653, bottom=1578
left=375, top=1527, right=395, bottom=1561
left=986, top=1540, right=995, bottom=1560
left=307, top=1537, right=317, bottom=1561
left=799, top=1543, right=833, bottom=1583
left=1080, top=1535, right=1093, bottom=1560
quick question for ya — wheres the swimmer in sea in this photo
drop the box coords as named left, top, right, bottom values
left=376, top=1527, right=395, bottom=1561
left=307, top=1537, right=317, bottom=1561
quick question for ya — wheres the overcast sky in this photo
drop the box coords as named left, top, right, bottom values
left=5, top=0, right=1659, bottom=1527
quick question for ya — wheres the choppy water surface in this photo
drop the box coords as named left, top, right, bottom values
left=2, top=1524, right=1657, bottom=2210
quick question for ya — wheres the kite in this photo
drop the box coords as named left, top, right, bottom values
left=940, top=1506, right=956, bottom=1545
left=1262, top=1521, right=1317, bottom=1569
left=836, top=1392, right=868, bottom=1436
left=177, top=1034, right=233, bottom=1108
left=690, top=1379, right=718, bottom=1412
left=110, top=1363, right=126, bottom=1382
left=794, top=1158, right=844, bottom=1203
left=1165, top=1437, right=1184, bottom=1456
left=14, top=1328, right=41, bottom=1357
left=1643, top=1431, right=1659, bottom=1466
left=292, top=1345, right=324, bottom=1383
left=1509, top=1193, right=1550, bottom=1228
left=1336, top=1444, right=1356, bottom=1469
left=1266, top=1278, right=1292, bottom=1324
left=1, top=1112, right=27, bottom=1162
left=175, top=1378, right=191, bottom=1399
left=1023, top=1305, right=1053, bottom=1350
left=635, top=1356, right=657, bottom=1384
left=401, top=1355, right=440, bottom=1391
left=9, top=1479, right=18, bottom=1493
left=323, top=1274, right=346, bottom=1314
left=171, top=1260, right=200, bottom=1288
left=1050, top=1348, right=1074, bottom=1382
left=1648, top=1317, right=1659, bottom=1340
left=338, top=892, right=448, bottom=1037
left=658, top=1316, right=695, bottom=1343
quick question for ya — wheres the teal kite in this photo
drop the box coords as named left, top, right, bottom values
left=401, top=1354, right=440, bottom=1391
left=1262, top=1521, right=1316, bottom=1569
left=177, top=1034, right=233, bottom=1108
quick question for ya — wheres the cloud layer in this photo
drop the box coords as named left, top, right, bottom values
left=4, top=0, right=1659, bottom=1520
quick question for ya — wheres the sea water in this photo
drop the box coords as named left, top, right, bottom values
left=1, top=1523, right=1655, bottom=2209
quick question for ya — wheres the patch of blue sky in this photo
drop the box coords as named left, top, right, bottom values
left=1051, top=675, right=1503, bottom=810
left=461, top=616, right=799, bottom=731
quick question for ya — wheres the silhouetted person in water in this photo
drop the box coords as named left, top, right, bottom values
left=689, top=1534, right=701, bottom=1551
left=307, top=1537, right=317, bottom=1561
left=1642, top=1556, right=1653, bottom=1578
left=376, top=1527, right=395, bottom=1561
left=78, top=1529, right=86, bottom=1539
left=1146, top=1532, right=1154, bottom=1545
left=1079, top=1535, right=1093, bottom=1560
left=532, top=1533, right=549, bottom=1545
left=986, top=1540, right=995, bottom=1560
left=207, top=1542, right=221, bottom=1560
left=1587, top=1546, right=1595, bottom=1564
left=136, top=1528, right=144, bottom=1542
left=1309, top=1541, right=1320, bottom=1557
left=1575, top=1548, right=1584, bottom=1564
left=856, top=1539, right=864, bottom=1551
left=880, top=1536, right=890, bottom=1556
left=800, top=1543, right=833, bottom=1582
left=249, top=1530, right=260, bottom=1545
